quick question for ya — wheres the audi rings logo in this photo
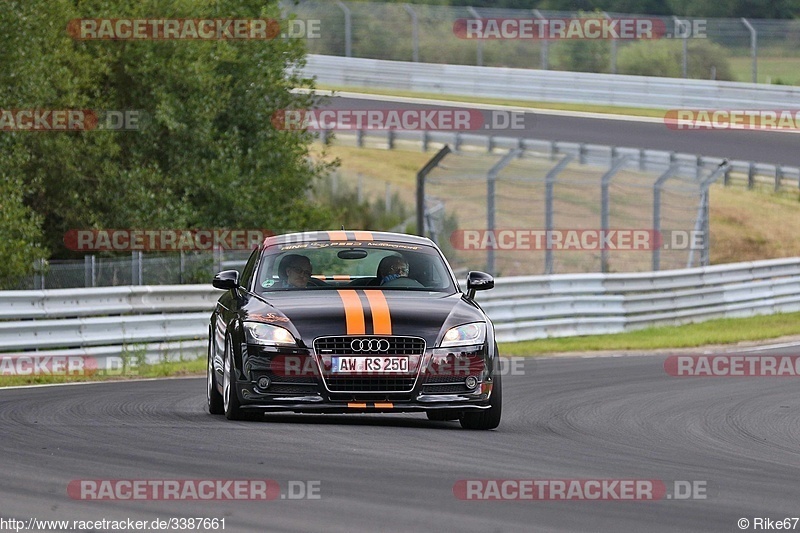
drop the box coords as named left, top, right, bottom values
left=350, top=338, right=390, bottom=352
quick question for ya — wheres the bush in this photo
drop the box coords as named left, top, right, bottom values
left=617, top=39, right=734, bottom=80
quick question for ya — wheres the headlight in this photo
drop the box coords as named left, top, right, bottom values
left=440, top=322, right=486, bottom=347
left=243, top=322, right=296, bottom=346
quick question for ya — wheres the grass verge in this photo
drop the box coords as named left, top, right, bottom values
left=499, top=311, right=800, bottom=356
left=0, top=358, right=205, bottom=388
left=316, top=84, right=667, bottom=118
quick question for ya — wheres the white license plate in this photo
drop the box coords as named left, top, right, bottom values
left=331, top=356, right=409, bottom=374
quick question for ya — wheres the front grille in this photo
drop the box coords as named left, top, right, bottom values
left=424, top=375, right=470, bottom=384
left=325, top=377, right=416, bottom=392
left=314, top=336, right=425, bottom=356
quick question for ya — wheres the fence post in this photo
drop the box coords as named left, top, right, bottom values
left=688, top=161, right=728, bottom=268
left=603, top=12, right=617, bottom=74
left=85, top=255, right=92, bottom=288
left=741, top=18, right=757, bottom=83
left=673, top=17, right=689, bottom=78
left=485, top=149, right=522, bottom=274
left=544, top=154, right=575, bottom=275
left=652, top=165, right=680, bottom=271
left=404, top=4, right=419, bottom=62
left=600, top=156, right=631, bottom=273
left=532, top=10, right=549, bottom=70
left=335, top=0, right=352, bottom=57
left=467, top=6, right=483, bottom=66
left=416, top=145, right=452, bottom=236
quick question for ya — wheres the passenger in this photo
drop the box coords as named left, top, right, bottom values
left=377, top=255, right=423, bottom=287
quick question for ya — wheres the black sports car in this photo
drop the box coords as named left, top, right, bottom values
left=207, top=230, right=501, bottom=430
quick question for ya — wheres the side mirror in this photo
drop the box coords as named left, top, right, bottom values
left=213, top=270, right=240, bottom=291
left=466, top=271, right=494, bottom=299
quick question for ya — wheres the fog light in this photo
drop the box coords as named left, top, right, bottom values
left=257, top=376, right=271, bottom=389
left=465, top=376, right=479, bottom=390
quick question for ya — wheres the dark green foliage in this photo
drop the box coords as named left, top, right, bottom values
left=0, top=0, right=337, bottom=276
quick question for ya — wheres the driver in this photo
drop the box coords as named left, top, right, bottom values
left=278, top=254, right=313, bottom=288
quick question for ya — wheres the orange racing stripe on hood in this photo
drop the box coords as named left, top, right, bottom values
left=337, top=289, right=366, bottom=335
left=364, top=290, right=392, bottom=335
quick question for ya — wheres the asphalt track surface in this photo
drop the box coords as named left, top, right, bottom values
left=324, top=96, right=800, bottom=167
left=2, top=347, right=800, bottom=532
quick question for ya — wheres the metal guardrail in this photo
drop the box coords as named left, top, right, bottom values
left=303, top=54, right=800, bottom=110
left=2, top=257, right=799, bottom=373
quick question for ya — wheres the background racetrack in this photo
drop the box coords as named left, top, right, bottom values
left=326, top=96, right=800, bottom=166
left=2, top=350, right=798, bottom=532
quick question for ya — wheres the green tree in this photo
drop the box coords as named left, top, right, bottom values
left=1, top=0, right=336, bottom=265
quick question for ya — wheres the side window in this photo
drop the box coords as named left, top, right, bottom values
left=239, top=248, right=260, bottom=291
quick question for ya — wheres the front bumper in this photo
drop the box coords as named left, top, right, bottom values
left=236, top=341, right=496, bottom=414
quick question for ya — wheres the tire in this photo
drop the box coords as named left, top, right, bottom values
left=426, top=410, right=459, bottom=422
left=207, top=333, right=224, bottom=415
left=223, top=337, right=247, bottom=420
left=459, top=372, right=502, bottom=430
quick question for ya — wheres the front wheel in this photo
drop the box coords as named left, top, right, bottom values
left=223, top=337, right=247, bottom=420
left=207, top=334, right=224, bottom=415
left=460, top=372, right=502, bottom=430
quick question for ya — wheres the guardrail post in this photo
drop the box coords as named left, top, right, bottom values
left=335, top=0, right=352, bottom=57
left=416, top=145, right=452, bottom=236
left=639, top=148, right=646, bottom=171
left=579, top=143, right=587, bottom=164
left=404, top=4, right=419, bottom=62
left=774, top=165, right=782, bottom=192
left=486, top=149, right=522, bottom=274
left=601, top=156, right=631, bottom=273
left=741, top=18, right=757, bottom=83
left=487, top=134, right=494, bottom=153
left=653, top=165, right=680, bottom=271
left=545, top=154, right=575, bottom=275
left=747, top=162, right=755, bottom=189
left=421, top=131, right=429, bottom=152
left=724, top=165, right=731, bottom=186
left=387, top=129, right=395, bottom=149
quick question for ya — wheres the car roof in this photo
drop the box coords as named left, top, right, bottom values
left=263, top=231, right=436, bottom=248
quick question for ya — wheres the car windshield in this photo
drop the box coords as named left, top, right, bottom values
left=255, top=239, right=457, bottom=294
